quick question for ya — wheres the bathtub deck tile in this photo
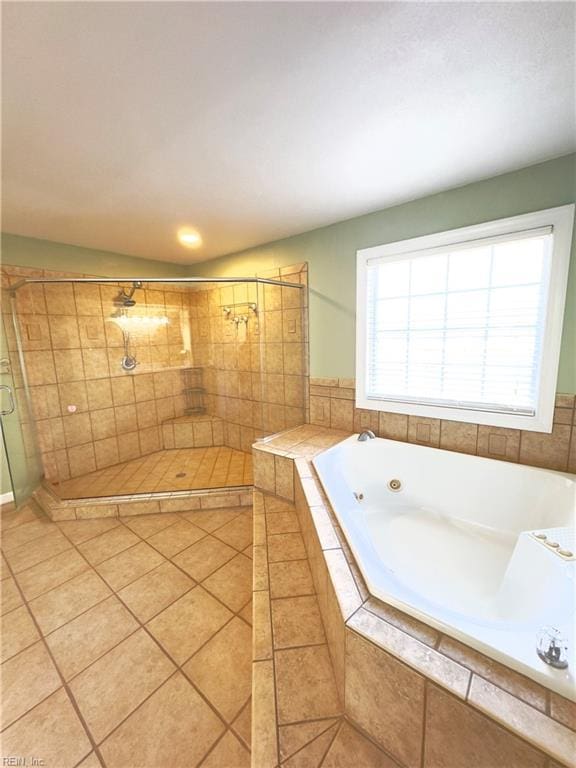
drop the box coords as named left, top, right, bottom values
left=364, top=597, right=439, bottom=648
left=468, top=676, right=576, bottom=768
left=439, top=635, right=548, bottom=712
left=324, top=549, right=363, bottom=621
left=348, top=608, right=470, bottom=700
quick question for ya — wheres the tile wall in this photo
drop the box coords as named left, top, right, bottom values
left=2, top=263, right=309, bottom=489
left=310, top=379, right=576, bottom=473
left=2, top=267, right=194, bottom=482
left=189, top=264, right=309, bottom=453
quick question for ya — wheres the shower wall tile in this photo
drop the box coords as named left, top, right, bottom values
left=94, top=437, right=120, bottom=469
left=7, top=264, right=310, bottom=484
left=68, top=443, right=97, bottom=476
left=15, top=283, right=47, bottom=315
left=91, top=409, right=117, bottom=441
left=190, top=265, right=308, bottom=450
left=115, top=405, right=137, bottom=434
left=73, top=284, right=103, bottom=315
left=25, top=351, right=57, bottom=386
left=44, top=284, right=76, bottom=315
left=5, top=266, right=195, bottom=482
left=28, top=385, right=61, bottom=420
left=118, top=432, right=141, bottom=462
left=53, top=349, right=85, bottom=382
left=134, top=373, right=155, bottom=402
left=48, top=316, right=81, bottom=349
left=86, top=379, right=113, bottom=410
left=59, top=382, right=89, bottom=413
left=111, top=377, right=135, bottom=406
left=139, top=426, right=162, bottom=455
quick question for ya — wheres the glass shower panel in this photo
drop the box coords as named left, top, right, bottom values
left=1, top=290, right=43, bottom=506
left=259, top=279, right=307, bottom=436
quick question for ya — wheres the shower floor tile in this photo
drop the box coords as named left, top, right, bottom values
left=0, top=496, right=252, bottom=767
left=49, top=446, right=253, bottom=500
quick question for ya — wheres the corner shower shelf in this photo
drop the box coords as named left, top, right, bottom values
left=181, top=367, right=206, bottom=415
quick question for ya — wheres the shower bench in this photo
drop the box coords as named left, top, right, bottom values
left=161, top=413, right=225, bottom=449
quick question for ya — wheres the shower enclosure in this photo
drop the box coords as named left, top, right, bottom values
left=1, top=271, right=307, bottom=507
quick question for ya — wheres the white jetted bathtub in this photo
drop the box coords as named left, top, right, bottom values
left=313, top=435, right=576, bottom=700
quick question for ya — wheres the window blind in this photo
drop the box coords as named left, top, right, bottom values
left=364, top=228, right=553, bottom=416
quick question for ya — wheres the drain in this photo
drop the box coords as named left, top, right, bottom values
left=175, top=472, right=186, bottom=478
left=387, top=478, right=402, bottom=492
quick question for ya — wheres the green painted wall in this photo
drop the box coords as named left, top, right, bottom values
left=1, top=233, right=189, bottom=278
left=190, top=154, right=576, bottom=393
left=0, top=155, right=574, bottom=502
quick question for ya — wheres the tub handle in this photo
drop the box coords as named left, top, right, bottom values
left=536, top=626, right=568, bottom=669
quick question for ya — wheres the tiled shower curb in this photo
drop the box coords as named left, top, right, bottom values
left=250, top=426, right=576, bottom=768
left=33, top=482, right=252, bottom=521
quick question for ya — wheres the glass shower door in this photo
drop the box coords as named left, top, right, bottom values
left=0, top=293, right=43, bottom=507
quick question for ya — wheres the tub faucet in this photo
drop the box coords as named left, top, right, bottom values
left=358, top=430, right=376, bottom=441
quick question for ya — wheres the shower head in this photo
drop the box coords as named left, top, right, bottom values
left=116, top=281, right=142, bottom=307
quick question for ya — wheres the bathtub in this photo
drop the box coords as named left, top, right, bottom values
left=313, top=435, right=576, bottom=700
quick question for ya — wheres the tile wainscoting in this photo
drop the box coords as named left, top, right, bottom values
left=251, top=426, right=576, bottom=768
left=309, top=379, right=576, bottom=473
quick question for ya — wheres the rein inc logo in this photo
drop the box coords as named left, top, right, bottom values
left=2, top=758, right=45, bottom=766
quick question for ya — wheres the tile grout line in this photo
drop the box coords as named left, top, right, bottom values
left=263, top=489, right=346, bottom=735
left=2, top=503, right=255, bottom=766
left=259, top=490, right=283, bottom=766
left=1, top=550, right=109, bottom=768
left=26, top=522, right=253, bottom=664
left=105, top=576, right=251, bottom=760
left=5, top=509, right=251, bottom=636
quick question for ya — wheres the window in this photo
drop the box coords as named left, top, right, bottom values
left=356, top=205, right=574, bottom=432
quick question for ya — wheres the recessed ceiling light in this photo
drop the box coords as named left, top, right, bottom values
left=177, top=228, right=202, bottom=248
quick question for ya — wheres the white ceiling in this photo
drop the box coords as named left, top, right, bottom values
left=2, top=2, right=575, bottom=264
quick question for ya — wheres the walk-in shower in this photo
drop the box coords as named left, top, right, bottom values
left=1, top=270, right=308, bottom=507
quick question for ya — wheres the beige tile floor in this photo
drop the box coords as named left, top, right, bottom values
left=50, top=446, right=253, bottom=499
left=1, top=498, right=252, bottom=768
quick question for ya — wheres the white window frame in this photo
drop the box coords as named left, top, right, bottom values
left=356, top=205, right=574, bottom=433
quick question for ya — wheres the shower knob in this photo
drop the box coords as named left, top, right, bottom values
left=536, top=626, right=569, bottom=669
